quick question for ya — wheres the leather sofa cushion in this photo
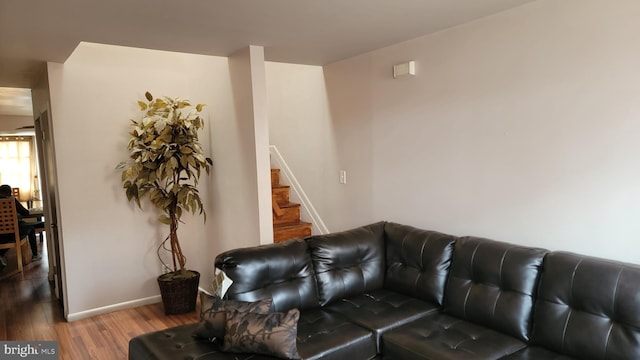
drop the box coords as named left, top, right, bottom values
left=384, top=222, right=457, bottom=305
left=499, top=346, right=574, bottom=359
left=129, top=323, right=277, bottom=360
left=297, top=308, right=377, bottom=360
left=531, top=252, right=640, bottom=359
left=307, top=222, right=385, bottom=306
left=382, top=313, right=526, bottom=359
left=128, top=312, right=379, bottom=360
left=214, top=238, right=319, bottom=312
left=325, top=288, right=439, bottom=352
left=443, top=236, right=547, bottom=341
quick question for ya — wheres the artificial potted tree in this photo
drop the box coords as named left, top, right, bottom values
left=118, top=91, right=212, bottom=314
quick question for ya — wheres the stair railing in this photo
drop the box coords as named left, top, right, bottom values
left=269, top=145, right=329, bottom=235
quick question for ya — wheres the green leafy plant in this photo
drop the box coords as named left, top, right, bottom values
left=118, top=91, right=212, bottom=277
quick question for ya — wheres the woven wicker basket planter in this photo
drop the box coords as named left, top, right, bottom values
left=157, top=270, right=200, bottom=315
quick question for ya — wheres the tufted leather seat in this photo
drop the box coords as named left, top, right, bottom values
left=210, top=231, right=381, bottom=360
left=130, top=222, right=640, bottom=360
left=381, top=236, right=547, bottom=359
left=129, top=312, right=379, bottom=360
left=296, top=308, right=377, bottom=360
left=382, top=313, right=527, bottom=359
left=128, top=323, right=273, bottom=360
left=323, top=223, right=458, bottom=351
left=523, top=252, right=640, bottom=359
left=325, top=288, right=439, bottom=352
left=499, top=346, right=575, bottom=359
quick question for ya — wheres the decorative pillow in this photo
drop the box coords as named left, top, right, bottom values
left=223, top=308, right=301, bottom=359
left=193, top=292, right=273, bottom=341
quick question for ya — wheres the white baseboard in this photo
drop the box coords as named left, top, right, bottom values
left=66, top=286, right=208, bottom=322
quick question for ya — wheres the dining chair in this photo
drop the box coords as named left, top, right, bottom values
left=22, top=214, right=45, bottom=243
left=12, top=187, right=20, bottom=199
left=0, top=197, right=28, bottom=274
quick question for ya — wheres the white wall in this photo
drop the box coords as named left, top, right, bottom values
left=266, top=61, right=378, bottom=232
left=267, top=63, right=334, bottom=231
left=47, top=42, right=263, bottom=318
left=324, top=0, right=640, bottom=263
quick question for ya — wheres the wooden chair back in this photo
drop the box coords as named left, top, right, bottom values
left=0, top=197, right=26, bottom=273
left=12, top=188, right=20, bottom=199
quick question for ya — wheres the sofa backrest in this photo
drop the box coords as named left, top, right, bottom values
left=384, top=222, right=457, bottom=306
left=531, top=252, right=640, bottom=359
left=214, top=238, right=320, bottom=312
left=443, top=236, right=547, bottom=341
left=307, top=222, right=385, bottom=306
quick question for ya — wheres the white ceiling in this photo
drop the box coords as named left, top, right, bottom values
left=0, top=0, right=537, bottom=113
left=0, top=88, right=32, bottom=116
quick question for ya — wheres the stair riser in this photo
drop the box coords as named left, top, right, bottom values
left=272, top=168, right=312, bottom=243
left=271, top=169, right=280, bottom=186
left=272, top=187, right=290, bottom=204
left=274, top=224, right=312, bottom=243
left=273, top=206, right=300, bottom=225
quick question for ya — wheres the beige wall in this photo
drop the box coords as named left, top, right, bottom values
left=267, top=62, right=335, bottom=230
left=324, top=0, right=640, bottom=262
left=47, top=42, right=266, bottom=319
left=266, top=60, right=379, bottom=232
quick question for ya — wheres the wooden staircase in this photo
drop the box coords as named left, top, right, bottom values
left=271, top=169, right=312, bottom=243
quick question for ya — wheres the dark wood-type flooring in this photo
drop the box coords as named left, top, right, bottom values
left=0, top=237, right=198, bottom=359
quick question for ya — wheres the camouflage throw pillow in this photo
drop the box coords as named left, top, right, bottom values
left=193, top=292, right=273, bottom=341
left=222, top=308, right=301, bottom=359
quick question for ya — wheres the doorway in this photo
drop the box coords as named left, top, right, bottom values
left=34, top=110, right=66, bottom=313
left=0, top=86, right=67, bottom=315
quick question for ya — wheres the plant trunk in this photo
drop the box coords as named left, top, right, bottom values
left=170, top=212, right=186, bottom=272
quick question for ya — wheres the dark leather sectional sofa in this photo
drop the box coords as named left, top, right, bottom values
left=129, top=221, right=640, bottom=359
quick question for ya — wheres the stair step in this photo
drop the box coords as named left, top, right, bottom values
left=273, top=222, right=312, bottom=243
left=271, top=169, right=280, bottom=187
left=271, top=168, right=312, bottom=243
left=272, top=185, right=290, bottom=204
left=272, top=202, right=301, bottom=225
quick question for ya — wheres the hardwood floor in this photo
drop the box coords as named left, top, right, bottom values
left=0, top=238, right=198, bottom=359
